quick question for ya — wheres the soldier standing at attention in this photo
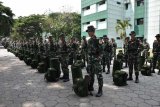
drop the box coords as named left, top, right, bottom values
left=68, top=37, right=78, bottom=65
left=123, top=37, right=130, bottom=68
left=152, top=34, right=160, bottom=75
left=58, top=33, right=69, bottom=82
left=81, top=36, right=88, bottom=67
left=102, top=35, right=112, bottom=74
left=86, top=25, right=103, bottom=97
left=142, top=39, right=150, bottom=59
left=127, top=31, right=141, bottom=83
left=111, top=38, right=117, bottom=59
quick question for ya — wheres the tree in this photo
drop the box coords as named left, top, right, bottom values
left=115, top=20, right=132, bottom=41
left=0, top=2, right=14, bottom=37
left=43, top=12, right=81, bottom=41
left=12, top=14, right=45, bottom=39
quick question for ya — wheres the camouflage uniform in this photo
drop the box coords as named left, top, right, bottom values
left=102, top=35, right=112, bottom=74
left=81, top=36, right=88, bottom=67
left=87, top=36, right=103, bottom=96
left=142, top=39, right=150, bottom=59
left=58, top=34, right=69, bottom=82
left=127, top=31, right=141, bottom=83
left=152, top=34, right=160, bottom=74
left=111, top=38, right=117, bottom=59
left=68, top=38, right=78, bottom=65
left=123, top=37, right=129, bottom=67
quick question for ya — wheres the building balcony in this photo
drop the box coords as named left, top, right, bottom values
left=82, top=0, right=102, bottom=8
left=81, top=10, right=107, bottom=23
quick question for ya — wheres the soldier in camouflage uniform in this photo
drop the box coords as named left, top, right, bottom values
left=127, top=31, right=141, bottom=83
left=86, top=25, right=103, bottom=97
left=123, top=37, right=130, bottom=67
left=102, top=35, right=112, bottom=74
left=68, top=37, right=78, bottom=65
left=111, top=38, right=117, bottom=59
left=152, top=34, right=160, bottom=75
left=48, top=36, right=57, bottom=57
left=58, top=33, right=69, bottom=82
left=142, top=39, right=150, bottom=59
left=81, top=36, right=88, bottom=67
left=38, top=37, right=45, bottom=53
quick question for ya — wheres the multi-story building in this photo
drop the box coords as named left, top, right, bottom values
left=81, top=0, right=160, bottom=47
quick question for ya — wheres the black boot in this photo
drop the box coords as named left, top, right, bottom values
left=96, top=87, right=103, bottom=97
left=152, top=69, right=155, bottom=73
left=59, top=76, right=65, bottom=80
left=158, top=70, right=160, bottom=75
left=103, top=66, right=105, bottom=72
left=106, top=70, right=110, bottom=74
left=135, top=76, right=139, bottom=83
left=63, top=74, right=69, bottom=82
left=127, top=74, right=133, bottom=81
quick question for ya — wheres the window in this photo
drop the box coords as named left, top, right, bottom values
left=98, top=19, right=107, bottom=29
left=99, top=0, right=105, bottom=5
left=100, top=19, right=106, bottom=21
left=97, top=0, right=107, bottom=12
left=85, top=6, right=90, bottom=10
left=117, top=2, right=121, bottom=5
left=137, top=18, right=144, bottom=25
left=116, top=37, right=121, bottom=40
left=125, top=3, right=129, bottom=10
left=86, top=22, right=90, bottom=24
left=117, top=19, right=120, bottom=22
left=137, top=0, right=144, bottom=6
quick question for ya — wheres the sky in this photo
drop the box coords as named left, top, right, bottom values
left=1, top=0, right=81, bottom=18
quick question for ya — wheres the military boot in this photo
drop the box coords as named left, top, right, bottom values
left=158, top=70, right=160, bottom=75
left=152, top=69, right=155, bottom=73
left=59, top=76, right=65, bottom=80
left=135, top=76, right=139, bottom=83
left=127, top=72, right=133, bottom=81
left=106, top=70, right=110, bottom=74
left=103, top=66, right=106, bottom=72
left=96, top=87, right=103, bottom=97
left=63, top=74, right=70, bottom=82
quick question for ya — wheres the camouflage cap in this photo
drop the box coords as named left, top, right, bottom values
left=129, top=31, right=136, bottom=36
left=155, top=34, right=160, bottom=38
left=103, top=35, right=108, bottom=39
left=86, top=25, right=95, bottom=32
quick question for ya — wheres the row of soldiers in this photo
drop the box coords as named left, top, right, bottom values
left=1, top=26, right=160, bottom=97
left=82, top=26, right=160, bottom=97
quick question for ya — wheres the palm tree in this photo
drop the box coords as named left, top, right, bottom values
left=115, top=20, right=132, bottom=41
left=0, top=2, right=14, bottom=37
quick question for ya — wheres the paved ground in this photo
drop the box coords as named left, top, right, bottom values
left=0, top=48, right=160, bottom=107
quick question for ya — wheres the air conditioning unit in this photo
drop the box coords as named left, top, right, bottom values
left=124, top=0, right=130, bottom=4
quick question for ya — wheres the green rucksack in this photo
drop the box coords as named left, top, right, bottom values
left=71, top=61, right=89, bottom=97
left=44, top=58, right=60, bottom=82
left=73, top=75, right=90, bottom=97
left=113, top=70, right=128, bottom=86
left=141, top=64, right=152, bottom=76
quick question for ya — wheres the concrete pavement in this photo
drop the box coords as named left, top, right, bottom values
left=0, top=48, right=160, bottom=107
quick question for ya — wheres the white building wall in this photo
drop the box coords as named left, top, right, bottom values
left=124, top=0, right=135, bottom=36
left=145, top=0, right=160, bottom=47
left=107, top=0, right=124, bottom=46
